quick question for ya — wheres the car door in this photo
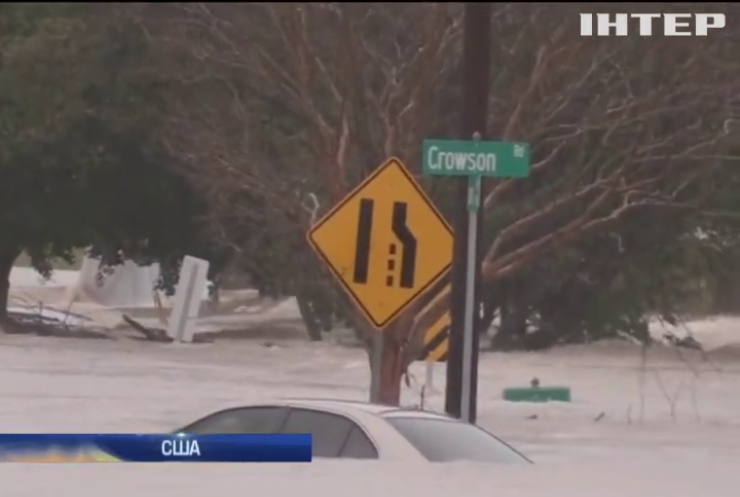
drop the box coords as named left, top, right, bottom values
left=179, top=406, right=289, bottom=434
left=279, top=408, right=378, bottom=459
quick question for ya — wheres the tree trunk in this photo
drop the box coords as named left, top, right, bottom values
left=365, top=329, right=404, bottom=406
left=490, top=281, right=528, bottom=350
left=0, top=248, right=20, bottom=323
left=207, top=276, right=221, bottom=314
left=712, top=270, right=740, bottom=314
left=377, top=332, right=403, bottom=405
left=480, top=296, right=499, bottom=338
left=296, top=289, right=323, bottom=341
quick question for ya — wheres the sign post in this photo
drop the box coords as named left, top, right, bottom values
left=422, top=137, right=530, bottom=422
left=461, top=172, right=480, bottom=423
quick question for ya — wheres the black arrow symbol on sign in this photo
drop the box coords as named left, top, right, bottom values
left=352, top=199, right=417, bottom=289
left=391, top=201, right=417, bottom=289
left=352, top=199, right=374, bottom=284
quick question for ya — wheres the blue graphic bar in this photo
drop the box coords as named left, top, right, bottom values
left=0, top=434, right=312, bottom=462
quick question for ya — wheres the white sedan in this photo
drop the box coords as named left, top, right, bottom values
left=176, top=398, right=531, bottom=463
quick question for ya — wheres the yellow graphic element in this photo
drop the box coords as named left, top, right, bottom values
left=416, top=282, right=451, bottom=362
left=3, top=449, right=120, bottom=462
left=422, top=312, right=450, bottom=362
left=308, top=158, right=453, bottom=329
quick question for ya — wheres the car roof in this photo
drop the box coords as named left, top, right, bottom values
left=177, top=398, right=460, bottom=436
left=277, top=397, right=457, bottom=420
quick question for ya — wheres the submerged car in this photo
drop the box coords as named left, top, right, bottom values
left=176, top=398, right=530, bottom=463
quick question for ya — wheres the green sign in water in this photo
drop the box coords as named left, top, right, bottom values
left=422, top=139, right=530, bottom=178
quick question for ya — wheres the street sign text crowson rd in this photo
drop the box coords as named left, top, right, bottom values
left=307, top=158, right=453, bottom=329
left=422, top=139, right=530, bottom=178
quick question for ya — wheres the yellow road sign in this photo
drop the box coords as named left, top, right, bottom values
left=307, top=157, right=453, bottom=329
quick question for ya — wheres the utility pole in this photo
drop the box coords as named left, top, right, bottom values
left=445, top=2, right=492, bottom=423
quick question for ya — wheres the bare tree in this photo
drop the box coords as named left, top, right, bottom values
left=137, top=2, right=738, bottom=405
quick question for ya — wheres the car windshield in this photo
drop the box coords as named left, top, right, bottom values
left=384, top=415, right=529, bottom=463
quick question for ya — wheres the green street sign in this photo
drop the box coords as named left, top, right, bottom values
left=422, top=139, right=531, bottom=178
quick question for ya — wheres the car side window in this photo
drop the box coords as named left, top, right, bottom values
left=339, top=426, right=378, bottom=460
left=280, top=408, right=357, bottom=458
left=384, top=416, right=528, bottom=463
left=180, top=407, right=288, bottom=435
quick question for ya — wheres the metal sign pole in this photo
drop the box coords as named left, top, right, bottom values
left=460, top=174, right=480, bottom=423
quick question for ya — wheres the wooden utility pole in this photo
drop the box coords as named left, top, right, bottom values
left=445, top=2, right=492, bottom=424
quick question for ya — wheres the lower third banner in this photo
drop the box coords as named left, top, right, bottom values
left=0, top=434, right=312, bottom=462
